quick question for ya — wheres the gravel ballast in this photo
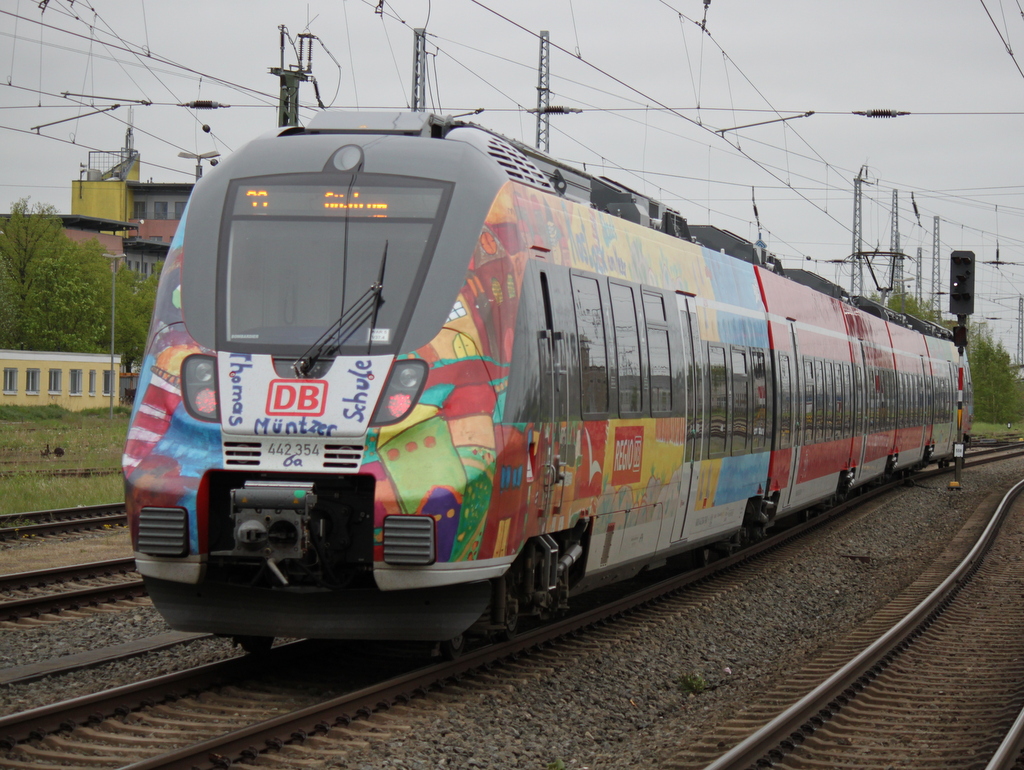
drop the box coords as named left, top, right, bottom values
left=0, top=460, right=1019, bottom=769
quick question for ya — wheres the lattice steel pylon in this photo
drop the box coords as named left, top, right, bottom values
left=890, top=189, right=902, bottom=304
left=932, top=216, right=941, bottom=308
left=411, top=28, right=428, bottom=112
left=1018, top=296, right=1023, bottom=367
left=916, top=247, right=923, bottom=304
left=535, top=31, right=551, bottom=153
left=851, top=166, right=867, bottom=296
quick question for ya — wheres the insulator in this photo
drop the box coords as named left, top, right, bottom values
left=855, top=109, right=909, bottom=118
left=185, top=100, right=224, bottom=109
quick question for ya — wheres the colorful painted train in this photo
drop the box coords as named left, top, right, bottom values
left=125, top=111, right=971, bottom=652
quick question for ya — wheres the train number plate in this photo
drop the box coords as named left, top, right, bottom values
left=266, top=442, right=322, bottom=457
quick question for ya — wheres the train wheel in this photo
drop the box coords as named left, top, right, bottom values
left=234, top=635, right=274, bottom=655
left=694, top=546, right=714, bottom=568
left=439, top=634, right=466, bottom=660
left=496, top=603, right=520, bottom=642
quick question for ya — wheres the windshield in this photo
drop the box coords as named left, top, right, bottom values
left=221, top=173, right=451, bottom=353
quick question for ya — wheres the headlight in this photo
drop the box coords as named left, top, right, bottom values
left=370, top=359, right=429, bottom=426
left=181, top=354, right=220, bottom=422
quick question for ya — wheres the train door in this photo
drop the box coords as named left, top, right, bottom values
left=670, top=293, right=701, bottom=542
left=779, top=321, right=801, bottom=510
left=853, top=341, right=869, bottom=480
left=535, top=270, right=571, bottom=524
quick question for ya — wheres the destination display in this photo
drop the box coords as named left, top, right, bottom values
left=233, top=183, right=444, bottom=218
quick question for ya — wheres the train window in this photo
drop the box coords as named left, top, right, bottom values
left=841, top=364, right=853, bottom=437
left=823, top=361, right=835, bottom=440
left=832, top=362, right=841, bottom=440
left=223, top=175, right=451, bottom=354
left=804, top=359, right=815, bottom=442
left=731, top=349, right=748, bottom=455
left=643, top=292, right=666, bottom=323
left=814, top=360, right=825, bottom=444
left=778, top=353, right=793, bottom=450
left=885, top=369, right=896, bottom=431
left=709, top=345, right=728, bottom=456
left=896, top=371, right=904, bottom=430
left=610, top=283, right=643, bottom=415
left=573, top=276, right=609, bottom=416
left=648, top=328, right=672, bottom=414
left=751, top=350, right=767, bottom=450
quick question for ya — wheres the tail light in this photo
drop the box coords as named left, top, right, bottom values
left=370, top=359, right=429, bottom=426
left=182, top=354, right=220, bottom=422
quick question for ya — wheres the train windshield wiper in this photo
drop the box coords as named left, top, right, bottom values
left=292, top=242, right=388, bottom=377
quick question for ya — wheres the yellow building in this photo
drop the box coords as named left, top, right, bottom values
left=1, top=350, right=122, bottom=411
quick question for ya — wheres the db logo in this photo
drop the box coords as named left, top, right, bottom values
left=266, top=380, right=328, bottom=416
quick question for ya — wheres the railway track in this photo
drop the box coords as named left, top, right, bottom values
left=665, top=477, right=1024, bottom=769
left=0, top=448, right=1022, bottom=769
left=0, top=468, right=120, bottom=480
left=0, top=558, right=143, bottom=624
left=1, top=452, right=1021, bottom=769
left=0, top=503, right=126, bottom=541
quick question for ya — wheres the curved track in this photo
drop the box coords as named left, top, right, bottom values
left=668, top=477, right=1024, bottom=769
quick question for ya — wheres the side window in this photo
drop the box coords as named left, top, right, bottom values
left=573, top=276, right=608, bottom=416
left=778, top=353, right=792, bottom=450
left=751, top=350, right=767, bottom=451
left=842, top=364, right=852, bottom=437
left=731, top=348, right=748, bottom=454
left=709, top=345, right=728, bottom=456
left=648, top=329, right=672, bottom=414
left=814, top=360, right=825, bottom=443
left=610, top=283, right=642, bottom=415
left=644, top=291, right=672, bottom=415
left=824, top=361, right=835, bottom=440
left=803, top=358, right=815, bottom=442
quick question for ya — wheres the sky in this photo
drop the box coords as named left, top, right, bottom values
left=2, top=0, right=1023, bottom=353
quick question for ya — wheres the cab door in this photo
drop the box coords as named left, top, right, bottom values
left=534, top=270, right=572, bottom=525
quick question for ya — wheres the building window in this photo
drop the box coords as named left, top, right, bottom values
left=70, top=369, right=83, bottom=396
left=133, top=200, right=146, bottom=219
left=174, top=200, right=186, bottom=219
left=154, top=201, right=169, bottom=220
left=89, top=370, right=96, bottom=396
left=3, top=368, right=16, bottom=394
left=103, top=369, right=114, bottom=397
left=48, top=368, right=62, bottom=394
left=26, top=368, right=40, bottom=395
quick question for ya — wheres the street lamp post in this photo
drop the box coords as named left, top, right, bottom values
left=105, top=254, right=125, bottom=419
left=177, top=151, right=220, bottom=181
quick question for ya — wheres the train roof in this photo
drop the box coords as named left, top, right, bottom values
left=296, top=110, right=953, bottom=343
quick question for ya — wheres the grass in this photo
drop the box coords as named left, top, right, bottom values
left=0, top=405, right=128, bottom=515
left=676, top=672, right=709, bottom=695
left=970, top=420, right=1024, bottom=440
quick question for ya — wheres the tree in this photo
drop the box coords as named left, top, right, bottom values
left=0, top=199, right=67, bottom=337
left=20, top=238, right=109, bottom=353
left=0, top=197, right=160, bottom=363
left=967, top=322, right=1024, bottom=424
left=114, top=263, right=161, bottom=371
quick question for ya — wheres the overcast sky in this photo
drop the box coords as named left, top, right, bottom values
left=2, top=0, right=1023, bottom=353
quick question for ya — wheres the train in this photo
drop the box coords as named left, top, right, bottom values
left=124, top=110, right=972, bottom=654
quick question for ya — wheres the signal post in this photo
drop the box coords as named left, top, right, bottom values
left=948, top=250, right=974, bottom=490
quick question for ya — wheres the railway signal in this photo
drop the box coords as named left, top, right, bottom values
left=949, top=250, right=975, bottom=316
